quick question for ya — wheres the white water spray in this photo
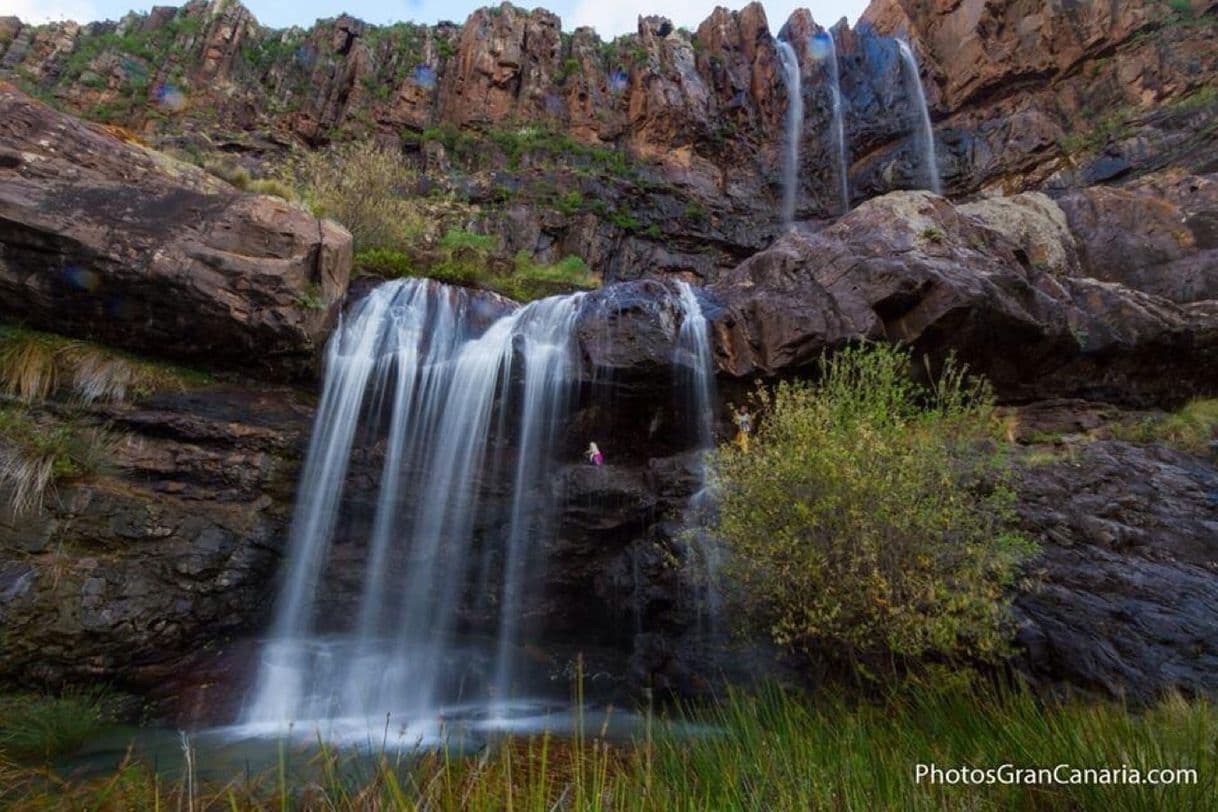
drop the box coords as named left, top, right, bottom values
left=896, top=39, right=942, bottom=195
left=672, top=281, right=722, bottom=632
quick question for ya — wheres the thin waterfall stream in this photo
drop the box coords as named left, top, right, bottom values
left=776, top=39, right=803, bottom=229
left=896, top=39, right=942, bottom=195
left=815, top=30, right=850, bottom=214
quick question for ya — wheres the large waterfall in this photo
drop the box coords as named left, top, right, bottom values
left=240, top=277, right=717, bottom=744
left=776, top=39, right=803, bottom=229
left=896, top=39, right=942, bottom=195
left=815, top=31, right=850, bottom=215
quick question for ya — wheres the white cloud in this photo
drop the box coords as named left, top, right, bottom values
left=4, top=0, right=99, bottom=23
left=567, top=0, right=866, bottom=38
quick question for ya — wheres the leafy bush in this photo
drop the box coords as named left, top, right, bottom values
left=501, top=253, right=599, bottom=301
left=294, top=141, right=424, bottom=250
left=354, top=247, right=417, bottom=278
left=712, top=343, right=1034, bottom=680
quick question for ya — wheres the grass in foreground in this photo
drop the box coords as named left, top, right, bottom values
left=0, top=686, right=1213, bottom=810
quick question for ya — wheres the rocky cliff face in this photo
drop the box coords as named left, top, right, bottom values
left=2, top=0, right=1215, bottom=282
left=0, top=85, right=352, bottom=380
left=1, top=0, right=1217, bottom=713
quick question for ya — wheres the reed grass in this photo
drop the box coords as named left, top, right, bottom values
left=0, top=685, right=1212, bottom=811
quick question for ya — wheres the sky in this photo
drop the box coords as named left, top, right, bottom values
left=3, top=0, right=870, bottom=38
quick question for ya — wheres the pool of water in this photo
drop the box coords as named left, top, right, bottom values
left=62, top=700, right=682, bottom=783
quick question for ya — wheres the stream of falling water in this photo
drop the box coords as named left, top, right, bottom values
left=776, top=39, right=803, bottom=229
left=814, top=31, right=850, bottom=214
left=673, top=281, right=723, bottom=634
left=896, top=39, right=942, bottom=195
left=237, top=277, right=717, bottom=745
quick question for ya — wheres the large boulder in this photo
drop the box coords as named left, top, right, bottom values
left=0, top=85, right=352, bottom=380
left=1057, top=171, right=1218, bottom=304
left=708, top=190, right=1218, bottom=403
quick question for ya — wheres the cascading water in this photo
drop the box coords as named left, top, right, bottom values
left=813, top=31, right=850, bottom=214
left=775, top=39, right=803, bottom=229
left=241, top=278, right=586, bottom=742
left=896, top=39, right=942, bottom=195
left=238, top=274, right=723, bottom=745
left=672, top=281, right=722, bottom=632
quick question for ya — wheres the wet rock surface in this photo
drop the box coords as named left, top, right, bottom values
left=0, top=385, right=311, bottom=704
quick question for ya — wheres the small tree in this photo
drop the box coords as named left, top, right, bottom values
left=713, top=343, right=1034, bottom=681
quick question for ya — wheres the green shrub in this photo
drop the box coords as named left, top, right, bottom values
left=294, top=141, right=424, bottom=250
left=500, top=253, right=599, bottom=300
left=354, top=247, right=417, bottom=278
left=555, top=190, right=584, bottom=215
left=1111, top=398, right=1218, bottom=454
left=920, top=225, right=946, bottom=243
left=712, top=343, right=1034, bottom=680
left=247, top=177, right=294, bottom=200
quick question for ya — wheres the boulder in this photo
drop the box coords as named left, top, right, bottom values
left=1057, top=171, right=1218, bottom=304
left=0, top=86, right=352, bottom=380
left=708, top=190, right=1218, bottom=403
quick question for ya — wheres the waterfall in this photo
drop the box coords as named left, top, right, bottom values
left=776, top=39, right=803, bottom=229
left=242, top=278, right=586, bottom=738
left=672, top=281, right=722, bottom=631
left=815, top=31, right=850, bottom=214
left=896, top=39, right=942, bottom=195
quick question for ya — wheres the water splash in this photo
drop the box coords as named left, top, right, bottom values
left=813, top=31, right=850, bottom=214
left=896, top=39, right=942, bottom=195
left=775, top=40, right=803, bottom=229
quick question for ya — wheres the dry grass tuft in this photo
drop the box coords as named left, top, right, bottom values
left=0, top=324, right=208, bottom=405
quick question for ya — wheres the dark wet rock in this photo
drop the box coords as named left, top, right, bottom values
left=1014, top=439, right=1218, bottom=699
left=0, top=384, right=310, bottom=693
